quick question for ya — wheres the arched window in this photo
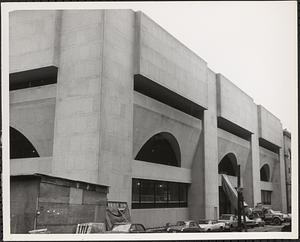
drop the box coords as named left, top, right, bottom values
left=260, top=164, right=270, bottom=182
left=10, top=127, right=39, bottom=159
left=135, top=132, right=181, bottom=167
left=218, top=153, right=238, bottom=176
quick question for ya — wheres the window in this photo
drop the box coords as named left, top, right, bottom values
left=261, top=190, right=271, bottom=205
left=132, top=178, right=188, bottom=209
left=10, top=66, right=58, bottom=91
left=135, top=132, right=181, bottom=167
left=260, top=164, right=270, bottom=182
left=140, top=180, right=155, bottom=208
left=218, top=153, right=238, bottom=176
left=10, top=127, right=39, bottom=158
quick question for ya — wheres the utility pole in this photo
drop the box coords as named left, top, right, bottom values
left=237, top=165, right=242, bottom=231
left=241, top=193, right=247, bottom=232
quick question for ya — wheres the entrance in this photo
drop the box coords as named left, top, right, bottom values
left=218, top=153, right=238, bottom=215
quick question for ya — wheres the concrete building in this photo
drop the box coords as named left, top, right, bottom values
left=9, top=10, right=290, bottom=232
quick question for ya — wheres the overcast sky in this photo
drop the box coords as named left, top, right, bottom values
left=127, top=1, right=297, bottom=133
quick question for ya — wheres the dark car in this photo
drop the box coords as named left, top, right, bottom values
left=263, top=209, right=285, bottom=225
left=166, top=220, right=202, bottom=233
left=110, top=223, right=146, bottom=233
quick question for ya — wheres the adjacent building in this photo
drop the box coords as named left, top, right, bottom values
left=9, top=10, right=291, bottom=232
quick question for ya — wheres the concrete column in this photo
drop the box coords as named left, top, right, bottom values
left=249, top=132, right=262, bottom=207
left=203, top=69, right=219, bottom=219
left=97, top=10, right=135, bottom=204
left=52, top=10, right=105, bottom=184
left=248, top=106, right=261, bottom=207
left=279, top=147, right=287, bottom=213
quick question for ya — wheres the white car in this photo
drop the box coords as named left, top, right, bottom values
left=198, top=220, right=225, bottom=232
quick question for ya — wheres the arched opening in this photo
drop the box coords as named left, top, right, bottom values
left=135, top=132, right=181, bottom=167
left=218, top=153, right=238, bottom=176
left=260, top=164, right=270, bottom=182
left=218, top=153, right=238, bottom=215
left=10, top=127, right=39, bottom=159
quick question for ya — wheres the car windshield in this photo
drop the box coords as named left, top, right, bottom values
left=111, top=224, right=131, bottom=232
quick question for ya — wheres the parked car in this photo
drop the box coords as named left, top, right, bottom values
left=218, top=214, right=238, bottom=231
left=263, top=209, right=285, bottom=225
left=283, top=213, right=291, bottom=223
left=241, top=216, right=256, bottom=228
left=166, top=220, right=202, bottom=233
left=110, top=223, right=146, bottom=233
left=198, top=219, right=225, bottom=232
left=250, top=205, right=285, bottom=225
left=248, top=211, right=265, bottom=227
left=253, top=217, right=265, bottom=227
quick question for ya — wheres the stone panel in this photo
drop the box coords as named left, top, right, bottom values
left=9, top=10, right=60, bottom=73
left=97, top=10, right=135, bottom=204
left=136, top=11, right=208, bottom=109
left=133, top=93, right=202, bottom=170
left=258, top=105, right=283, bottom=147
left=217, top=74, right=256, bottom=133
left=10, top=97, right=56, bottom=157
left=52, top=10, right=104, bottom=184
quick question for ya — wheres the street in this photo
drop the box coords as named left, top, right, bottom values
left=246, top=223, right=289, bottom=232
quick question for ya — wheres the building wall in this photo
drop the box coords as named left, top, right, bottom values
left=131, top=208, right=189, bottom=228
left=133, top=91, right=202, bottom=169
left=216, top=74, right=256, bottom=133
left=9, top=10, right=290, bottom=229
left=259, top=146, right=282, bottom=210
left=10, top=85, right=56, bottom=157
left=9, top=10, right=60, bottom=73
left=132, top=91, right=202, bottom=224
left=136, top=11, right=208, bottom=109
left=217, top=129, right=253, bottom=205
left=258, top=105, right=283, bottom=147
left=10, top=177, right=39, bottom=233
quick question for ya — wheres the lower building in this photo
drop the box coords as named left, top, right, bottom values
left=8, top=9, right=290, bottom=231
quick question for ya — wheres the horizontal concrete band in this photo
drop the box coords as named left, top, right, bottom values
left=10, top=157, right=52, bottom=176
left=131, top=160, right=191, bottom=183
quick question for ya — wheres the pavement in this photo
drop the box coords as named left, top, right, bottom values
left=245, top=223, right=289, bottom=232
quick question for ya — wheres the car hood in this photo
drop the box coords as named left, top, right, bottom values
left=199, top=224, right=210, bottom=228
left=168, top=226, right=184, bottom=230
left=218, top=220, right=231, bottom=223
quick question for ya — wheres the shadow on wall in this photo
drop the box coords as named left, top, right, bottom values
left=10, top=127, right=39, bottom=159
left=135, top=132, right=181, bottom=167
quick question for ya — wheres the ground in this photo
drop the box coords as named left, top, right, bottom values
left=245, top=223, right=289, bottom=232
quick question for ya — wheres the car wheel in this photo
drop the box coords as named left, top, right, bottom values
left=273, top=218, right=282, bottom=226
left=220, top=226, right=223, bottom=231
left=207, top=229, right=211, bottom=232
